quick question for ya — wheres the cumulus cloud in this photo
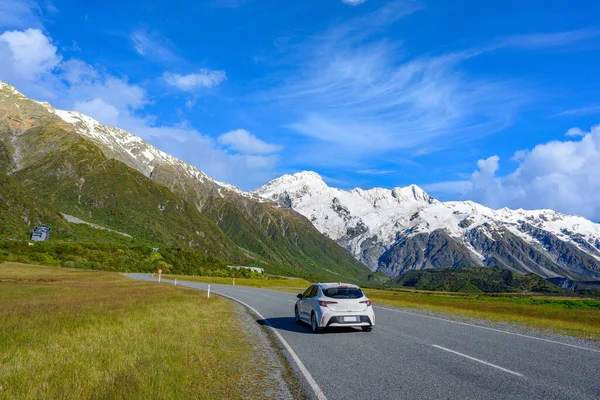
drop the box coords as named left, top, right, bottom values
left=466, top=125, right=600, bottom=220
left=217, top=129, right=283, bottom=155
left=0, top=27, right=276, bottom=190
left=0, top=28, right=61, bottom=79
left=163, top=69, right=227, bottom=91
left=566, top=127, right=585, bottom=137
left=74, top=98, right=121, bottom=127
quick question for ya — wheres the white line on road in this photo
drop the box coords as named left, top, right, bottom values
left=432, top=345, right=524, bottom=377
left=376, top=306, right=600, bottom=353
left=126, top=275, right=327, bottom=399
left=212, top=292, right=327, bottom=400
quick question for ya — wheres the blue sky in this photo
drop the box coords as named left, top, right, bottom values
left=1, top=0, right=600, bottom=219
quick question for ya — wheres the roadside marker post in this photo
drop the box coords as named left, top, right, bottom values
left=208, top=284, right=211, bottom=298
left=175, top=279, right=177, bottom=286
left=158, top=268, right=162, bottom=283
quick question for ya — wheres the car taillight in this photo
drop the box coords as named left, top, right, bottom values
left=360, top=299, right=372, bottom=307
left=318, top=300, right=338, bottom=307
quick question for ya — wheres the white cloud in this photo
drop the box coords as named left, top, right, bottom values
left=130, top=29, right=180, bottom=62
left=0, top=28, right=277, bottom=190
left=74, top=98, right=121, bottom=127
left=0, top=28, right=61, bottom=79
left=342, top=0, right=366, bottom=5
left=566, top=127, right=585, bottom=137
left=217, top=129, right=283, bottom=155
left=163, top=69, right=227, bottom=92
left=557, top=105, right=600, bottom=117
left=356, top=169, right=396, bottom=175
left=0, top=0, right=42, bottom=29
left=497, top=29, right=599, bottom=50
left=465, top=125, right=600, bottom=220
left=268, top=2, right=521, bottom=164
left=121, top=121, right=280, bottom=189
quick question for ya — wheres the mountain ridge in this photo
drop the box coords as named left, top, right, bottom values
left=254, top=171, right=600, bottom=282
left=0, top=80, right=371, bottom=281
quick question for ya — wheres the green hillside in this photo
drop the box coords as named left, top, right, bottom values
left=202, top=196, right=370, bottom=280
left=10, top=121, right=249, bottom=263
left=0, top=85, right=372, bottom=281
left=389, top=267, right=569, bottom=294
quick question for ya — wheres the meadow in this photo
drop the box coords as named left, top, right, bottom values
left=0, top=262, right=289, bottom=399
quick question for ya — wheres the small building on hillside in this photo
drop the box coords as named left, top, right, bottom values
left=31, top=225, right=51, bottom=242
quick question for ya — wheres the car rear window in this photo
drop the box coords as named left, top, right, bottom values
left=322, top=287, right=363, bottom=299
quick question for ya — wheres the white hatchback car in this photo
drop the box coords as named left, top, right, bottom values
left=295, top=283, right=375, bottom=333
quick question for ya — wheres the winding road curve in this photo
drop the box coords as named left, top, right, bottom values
left=126, top=274, right=600, bottom=400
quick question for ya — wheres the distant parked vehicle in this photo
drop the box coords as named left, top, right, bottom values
left=295, top=283, right=375, bottom=333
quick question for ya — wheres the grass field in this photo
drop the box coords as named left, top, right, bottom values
left=0, top=262, right=289, bottom=399
left=161, top=273, right=312, bottom=290
left=363, top=288, right=600, bottom=341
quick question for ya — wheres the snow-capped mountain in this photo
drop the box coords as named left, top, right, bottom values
left=51, top=109, right=252, bottom=203
left=0, top=81, right=370, bottom=280
left=254, top=172, right=600, bottom=281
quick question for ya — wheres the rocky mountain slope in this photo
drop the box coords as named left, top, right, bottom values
left=0, top=81, right=370, bottom=280
left=254, top=172, right=600, bottom=282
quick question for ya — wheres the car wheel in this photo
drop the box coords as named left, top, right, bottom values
left=311, top=312, right=321, bottom=333
left=361, top=326, right=373, bottom=332
left=295, top=306, right=300, bottom=324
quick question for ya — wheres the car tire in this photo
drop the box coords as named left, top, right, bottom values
left=311, top=312, right=321, bottom=333
left=361, top=326, right=373, bottom=332
left=295, top=306, right=301, bottom=324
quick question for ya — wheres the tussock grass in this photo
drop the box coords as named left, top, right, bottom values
left=0, top=262, right=285, bottom=399
left=363, top=288, right=600, bottom=341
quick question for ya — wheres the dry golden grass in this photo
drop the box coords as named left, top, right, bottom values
left=161, top=273, right=312, bottom=291
left=0, top=262, right=286, bottom=399
left=363, top=288, right=600, bottom=341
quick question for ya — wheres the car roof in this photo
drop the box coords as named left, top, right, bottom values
left=317, top=282, right=360, bottom=289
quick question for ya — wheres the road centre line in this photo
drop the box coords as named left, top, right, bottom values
left=432, top=345, right=524, bottom=377
left=375, top=306, right=600, bottom=353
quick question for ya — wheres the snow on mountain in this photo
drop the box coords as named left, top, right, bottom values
left=254, top=171, right=600, bottom=280
left=51, top=109, right=248, bottom=200
left=255, top=171, right=437, bottom=250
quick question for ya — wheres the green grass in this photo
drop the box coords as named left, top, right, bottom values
left=363, top=288, right=600, bottom=341
left=162, top=273, right=312, bottom=290
left=0, top=262, right=288, bottom=399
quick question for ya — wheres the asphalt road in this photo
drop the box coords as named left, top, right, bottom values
left=126, top=274, right=600, bottom=400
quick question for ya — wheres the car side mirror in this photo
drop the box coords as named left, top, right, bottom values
left=297, top=293, right=303, bottom=299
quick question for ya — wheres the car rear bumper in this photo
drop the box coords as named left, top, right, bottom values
left=325, top=315, right=374, bottom=327
left=321, top=309, right=375, bottom=328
